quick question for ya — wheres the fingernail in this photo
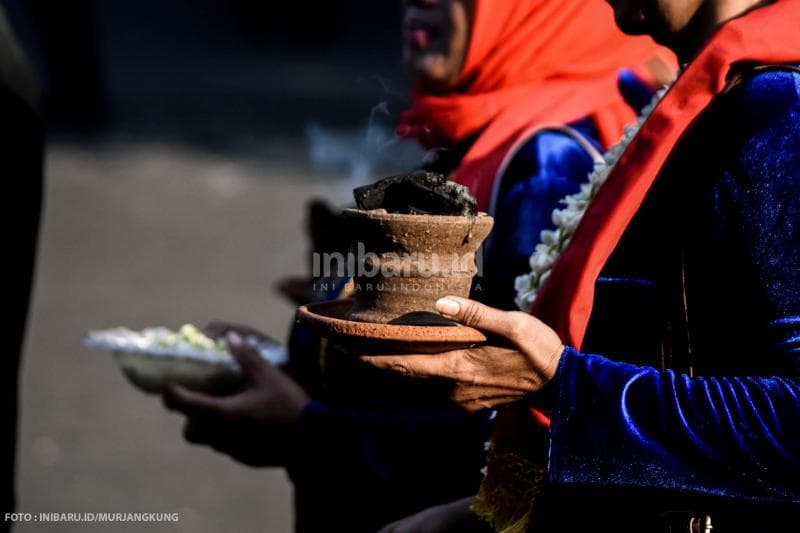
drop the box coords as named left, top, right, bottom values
left=435, top=297, right=461, bottom=316
left=226, top=331, right=242, bottom=345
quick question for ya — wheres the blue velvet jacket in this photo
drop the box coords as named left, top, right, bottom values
left=287, top=119, right=601, bottom=531
left=546, top=67, right=800, bottom=524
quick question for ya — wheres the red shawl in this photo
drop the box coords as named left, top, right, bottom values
left=533, top=0, right=800, bottom=348
left=520, top=0, right=800, bottom=439
left=396, top=0, right=674, bottom=212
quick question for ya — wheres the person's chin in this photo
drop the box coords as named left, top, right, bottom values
left=406, top=53, right=450, bottom=89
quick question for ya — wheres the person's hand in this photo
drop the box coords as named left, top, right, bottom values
left=201, top=321, right=274, bottom=344
left=163, top=332, right=311, bottom=466
left=361, top=296, right=564, bottom=412
left=378, top=497, right=489, bottom=533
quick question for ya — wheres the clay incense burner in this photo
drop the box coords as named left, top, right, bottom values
left=341, top=208, right=494, bottom=325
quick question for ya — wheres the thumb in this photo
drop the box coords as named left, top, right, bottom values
left=226, top=331, right=268, bottom=381
left=435, top=296, right=520, bottom=339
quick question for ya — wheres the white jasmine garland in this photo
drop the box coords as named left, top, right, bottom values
left=514, top=84, right=673, bottom=311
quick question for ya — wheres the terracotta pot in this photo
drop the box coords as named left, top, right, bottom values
left=340, top=209, right=493, bottom=324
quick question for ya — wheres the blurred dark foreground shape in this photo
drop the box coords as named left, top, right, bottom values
left=0, top=3, right=43, bottom=529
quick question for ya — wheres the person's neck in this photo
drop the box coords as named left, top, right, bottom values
left=670, top=0, right=774, bottom=63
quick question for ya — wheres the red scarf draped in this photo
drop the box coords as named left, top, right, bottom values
left=396, top=0, right=674, bottom=212
left=475, top=3, right=800, bottom=530
left=509, top=0, right=800, bottom=443
left=532, top=0, right=800, bottom=348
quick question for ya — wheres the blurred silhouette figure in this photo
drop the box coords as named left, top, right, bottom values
left=0, top=3, right=42, bottom=529
left=19, top=0, right=104, bottom=129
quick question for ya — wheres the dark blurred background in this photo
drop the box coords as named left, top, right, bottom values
left=5, top=1, right=423, bottom=531
left=6, top=0, right=416, bottom=153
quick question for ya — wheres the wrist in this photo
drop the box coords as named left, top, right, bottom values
left=531, top=322, right=564, bottom=384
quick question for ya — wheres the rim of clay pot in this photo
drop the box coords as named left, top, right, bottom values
left=341, top=208, right=492, bottom=223
left=296, top=299, right=487, bottom=347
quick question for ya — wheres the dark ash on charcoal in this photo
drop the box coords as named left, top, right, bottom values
left=353, top=170, right=477, bottom=216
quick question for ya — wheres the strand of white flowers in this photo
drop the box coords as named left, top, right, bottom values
left=514, top=84, right=672, bottom=311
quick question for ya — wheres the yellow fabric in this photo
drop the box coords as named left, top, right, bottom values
left=472, top=444, right=546, bottom=533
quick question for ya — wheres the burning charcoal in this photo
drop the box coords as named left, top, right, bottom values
left=353, top=170, right=477, bottom=216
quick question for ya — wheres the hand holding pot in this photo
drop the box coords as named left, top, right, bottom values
left=361, top=297, right=564, bottom=412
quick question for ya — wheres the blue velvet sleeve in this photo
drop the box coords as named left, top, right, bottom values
left=550, top=348, right=800, bottom=501
left=548, top=70, right=800, bottom=503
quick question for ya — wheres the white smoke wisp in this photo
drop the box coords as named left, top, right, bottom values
left=306, top=99, right=425, bottom=205
left=369, top=75, right=408, bottom=101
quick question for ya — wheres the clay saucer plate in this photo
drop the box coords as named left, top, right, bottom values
left=296, top=300, right=487, bottom=354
